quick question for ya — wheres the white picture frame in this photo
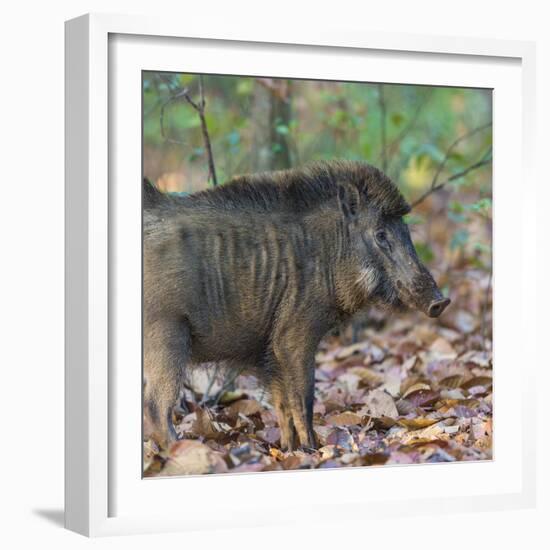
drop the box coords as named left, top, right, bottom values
left=65, top=13, right=537, bottom=537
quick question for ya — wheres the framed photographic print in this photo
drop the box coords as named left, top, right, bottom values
left=65, top=13, right=536, bottom=536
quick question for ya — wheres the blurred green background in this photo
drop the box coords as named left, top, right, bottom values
left=143, top=73, right=492, bottom=322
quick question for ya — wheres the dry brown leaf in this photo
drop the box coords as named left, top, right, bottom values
left=440, top=375, right=465, bottom=389
left=364, top=389, right=399, bottom=419
left=192, top=407, right=219, bottom=439
left=462, top=376, right=493, bottom=391
left=269, top=447, right=285, bottom=461
left=281, top=455, right=303, bottom=470
left=404, top=388, right=440, bottom=408
left=218, top=389, right=245, bottom=405
left=451, top=310, right=477, bottom=334
left=336, top=342, right=368, bottom=359
left=318, top=445, right=339, bottom=460
left=398, top=417, right=440, bottom=430
left=403, top=382, right=431, bottom=398
left=440, top=388, right=466, bottom=400
left=349, top=366, right=384, bottom=386
left=372, top=415, right=398, bottom=430
left=224, top=399, right=264, bottom=418
left=460, top=350, right=492, bottom=367
left=257, top=426, right=281, bottom=445
left=429, top=337, right=457, bottom=359
left=400, top=422, right=447, bottom=444
left=163, top=440, right=228, bottom=476
left=325, top=411, right=363, bottom=426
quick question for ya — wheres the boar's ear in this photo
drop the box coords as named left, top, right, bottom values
left=337, top=182, right=362, bottom=223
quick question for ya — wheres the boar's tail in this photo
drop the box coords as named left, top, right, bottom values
left=143, top=177, right=167, bottom=209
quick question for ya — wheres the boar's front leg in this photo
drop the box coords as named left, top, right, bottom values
left=272, top=328, right=318, bottom=450
left=270, top=381, right=298, bottom=451
left=143, top=317, right=190, bottom=450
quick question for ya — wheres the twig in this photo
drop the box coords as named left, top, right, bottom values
left=411, top=123, right=492, bottom=208
left=378, top=84, right=388, bottom=172
left=158, top=76, right=218, bottom=186
left=195, top=76, right=218, bottom=186
left=411, top=153, right=492, bottom=208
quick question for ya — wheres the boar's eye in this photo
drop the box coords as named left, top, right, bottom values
left=375, top=229, right=389, bottom=248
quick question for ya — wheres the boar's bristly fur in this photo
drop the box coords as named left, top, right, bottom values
left=183, top=160, right=411, bottom=217
left=143, top=160, right=448, bottom=451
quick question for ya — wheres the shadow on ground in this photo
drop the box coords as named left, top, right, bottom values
left=33, top=509, right=64, bottom=527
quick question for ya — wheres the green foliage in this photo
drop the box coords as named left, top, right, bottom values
left=403, top=213, right=425, bottom=225
left=414, top=242, right=435, bottom=264
left=450, top=229, right=470, bottom=251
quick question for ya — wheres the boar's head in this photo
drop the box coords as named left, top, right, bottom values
left=336, top=164, right=450, bottom=318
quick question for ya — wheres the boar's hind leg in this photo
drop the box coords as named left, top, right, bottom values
left=143, top=318, right=190, bottom=450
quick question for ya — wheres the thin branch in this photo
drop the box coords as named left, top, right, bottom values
left=411, top=123, right=492, bottom=208
left=431, top=122, right=492, bottom=188
left=158, top=76, right=218, bottom=186
left=378, top=84, right=388, bottom=173
left=411, top=154, right=492, bottom=208
left=195, top=76, right=218, bottom=186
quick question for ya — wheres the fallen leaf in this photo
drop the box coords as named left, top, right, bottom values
left=364, top=389, right=399, bottom=418
left=462, top=376, right=493, bottom=391
left=325, top=411, right=363, bottom=426
left=349, top=366, right=384, bottom=386
left=163, top=441, right=228, bottom=476
left=400, top=422, right=446, bottom=444
left=326, top=427, right=358, bottom=451
left=440, top=388, right=466, bottom=399
left=439, top=375, right=465, bottom=389
left=336, top=342, right=368, bottom=359
left=281, top=455, right=303, bottom=470
left=451, top=310, right=477, bottom=333
left=403, top=382, right=431, bottom=398
left=269, top=447, right=285, bottom=461
left=318, top=445, right=339, bottom=460
left=460, top=350, right=492, bottom=367
left=224, top=399, right=264, bottom=419
left=378, top=369, right=402, bottom=397
left=257, top=426, right=281, bottom=445
left=444, top=425, right=460, bottom=434
left=429, top=337, right=457, bottom=359
left=218, top=389, right=245, bottom=405
left=404, top=389, right=440, bottom=408
left=398, top=417, right=440, bottom=430
left=192, top=407, right=219, bottom=439
left=372, top=416, right=398, bottom=430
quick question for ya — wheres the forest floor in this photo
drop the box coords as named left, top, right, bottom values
left=144, top=268, right=492, bottom=477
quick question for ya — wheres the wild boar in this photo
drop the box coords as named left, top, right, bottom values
left=143, top=160, right=450, bottom=451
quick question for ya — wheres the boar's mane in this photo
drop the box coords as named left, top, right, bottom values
left=147, top=161, right=410, bottom=218
left=192, top=160, right=409, bottom=217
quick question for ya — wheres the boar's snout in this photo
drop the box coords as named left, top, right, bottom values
left=399, top=266, right=451, bottom=318
left=427, top=297, right=451, bottom=318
